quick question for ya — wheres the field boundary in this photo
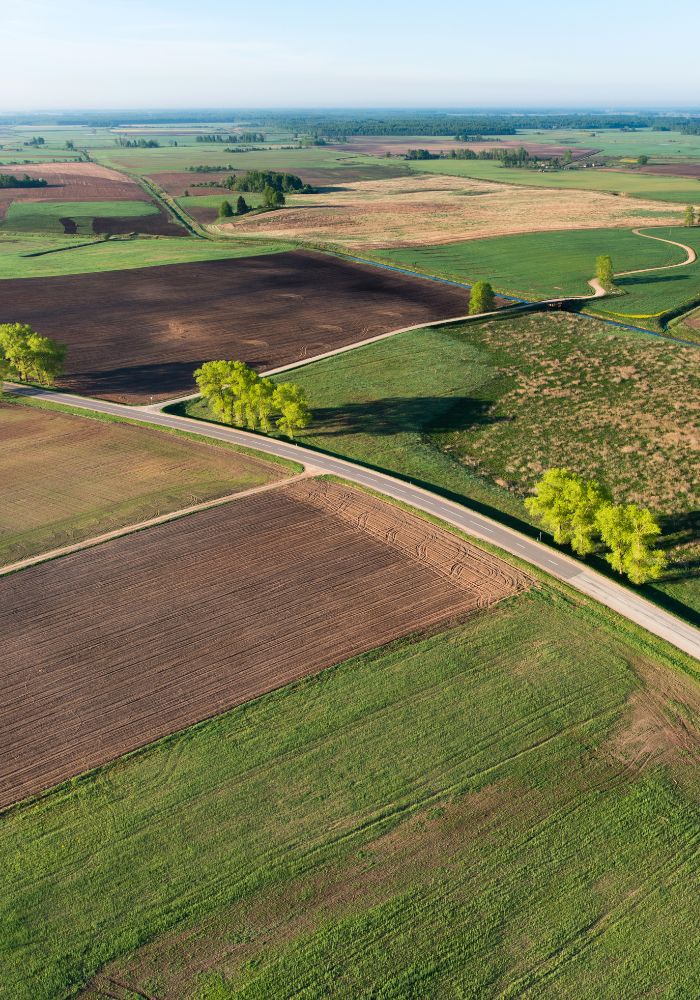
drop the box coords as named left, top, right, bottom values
left=0, top=471, right=312, bottom=577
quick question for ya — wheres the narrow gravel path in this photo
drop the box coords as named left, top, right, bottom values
left=615, top=229, right=697, bottom=277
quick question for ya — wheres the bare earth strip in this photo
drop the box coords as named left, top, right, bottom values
left=0, top=479, right=527, bottom=809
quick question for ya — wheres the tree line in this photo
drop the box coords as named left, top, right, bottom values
left=116, top=138, right=160, bottom=148
left=0, top=323, right=66, bottom=386
left=0, top=173, right=48, bottom=188
left=194, top=361, right=311, bottom=437
left=224, top=170, right=313, bottom=193
left=526, top=468, right=666, bottom=585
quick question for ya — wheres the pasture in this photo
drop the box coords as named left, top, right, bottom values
left=2, top=579, right=698, bottom=999
left=0, top=399, right=288, bottom=566
left=183, top=311, right=699, bottom=617
left=0, top=250, right=475, bottom=401
left=0, top=199, right=160, bottom=235
left=177, top=191, right=265, bottom=224
left=0, top=477, right=525, bottom=807
left=408, top=157, right=700, bottom=205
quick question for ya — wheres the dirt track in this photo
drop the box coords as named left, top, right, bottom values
left=0, top=249, right=482, bottom=402
left=0, top=478, right=526, bottom=808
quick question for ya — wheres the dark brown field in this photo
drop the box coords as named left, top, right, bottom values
left=633, top=162, right=700, bottom=179
left=91, top=207, right=185, bottom=237
left=0, top=478, right=527, bottom=808
left=0, top=249, right=479, bottom=402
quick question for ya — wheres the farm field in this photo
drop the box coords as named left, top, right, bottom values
left=407, top=157, right=700, bottom=205
left=0, top=477, right=525, bottom=807
left=0, top=199, right=160, bottom=235
left=0, top=249, right=476, bottom=402
left=2, top=580, right=699, bottom=999
left=378, top=226, right=689, bottom=299
left=0, top=399, right=289, bottom=566
left=510, top=127, right=700, bottom=160
left=225, top=173, right=681, bottom=248
left=331, top=135, right=598, bottom=158
left=0, top=162, right=150, bottom=215
left=183, top=311, right=700, bottom=618
left=0, top=232, right=293, bottom=279
left=177, top=191, right=265, bottom=223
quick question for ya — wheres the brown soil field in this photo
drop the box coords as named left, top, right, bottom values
left=149, top=170, right=232, bottom=196
left=0, top=249, right=481, bottom=402
left=0, top=162, right=149, bottom=218
left=220, top=174, right=680, bottom=249
left=0, top=400, right=286, bottom=566
left=330, top=137, right=597, bottom=158
left=633, top=163, right=700, bottom=179
left=91, top=207, right=185, bottom=236
left=0, top=478, right=527, bottom=808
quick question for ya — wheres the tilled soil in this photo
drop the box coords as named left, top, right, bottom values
left=0, top=249, right=477, bottom=402
left=0, top=479, right=527, bottom=808
left=0, top=162, right=149, bottom=218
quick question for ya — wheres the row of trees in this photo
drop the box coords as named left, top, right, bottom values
left=526, top=468, right=666, bottom=584
left=116, top=137, right=160, bottom=148
left=0, top=323, right=66, bottom=386
left=194, top=361, right=311, bottom=437
left=0, top=173, right=48, bottom=189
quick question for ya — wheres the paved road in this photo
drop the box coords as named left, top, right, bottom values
left=7, top=382, right=699, bottom=661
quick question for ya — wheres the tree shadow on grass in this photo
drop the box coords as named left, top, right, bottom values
left=306, top=395, right=504, bottom=438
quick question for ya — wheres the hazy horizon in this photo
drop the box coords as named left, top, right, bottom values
left=5, top=0, right=699, bottom=112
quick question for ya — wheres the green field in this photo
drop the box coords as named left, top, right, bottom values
left=0, top=199, right=158, bottom=235
left=512, top=127, right=700, bottom=160
left=377, top=226, right=700, bottom=329
left=0, top=233, right=294, bottom=279
left=378, top=227, right=688, bottom=299
left=408, top=157, right=700, bottom=204
left=2, top=578, right=698, bottom=999
left=182, top=311, right=700, bottom=618
left=177, top=191, right=265, bottom=212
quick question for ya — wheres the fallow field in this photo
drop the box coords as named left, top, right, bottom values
left=0, top=477, right=525, bottom=807
left=0, top=249, right=480, bottom=402
left=0, top=399, right=290, bottom=566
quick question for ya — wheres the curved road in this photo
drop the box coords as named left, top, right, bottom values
left=7, top=382, right=699, bottom=662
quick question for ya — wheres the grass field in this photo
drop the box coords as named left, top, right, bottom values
left=0, top=199, right=158, bottom=234
left=0, top=398, right=288, bottom=565
left=378, top=227, right=688, bottom=299
left=408, top=157, right=700, bottom=205
left=511, top=127, right=700, bottom=160
left=95, top=144, right=395, bottom=174
left=0, top=233, right=294, bottom=279
left=2, top=581, right=699, bottom=999
left=183, top=311, right=700, bottom=618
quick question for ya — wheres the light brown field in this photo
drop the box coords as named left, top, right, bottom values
left=0, top=401, right=286, bottom=566
left=0, top=478, right=528, bottom=807
left=0, top=162, right=148, bottom=218
left=216, top=174, right=681, bottom=249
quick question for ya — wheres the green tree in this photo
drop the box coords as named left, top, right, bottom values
left=249, top=377, right=276, bottom=432
left=596, top=503, right=667, bottom=584
left=525, top=468, right=611, bottom=555
left=262, top=186, right=285, bottom=210
left=272, top=383, right=312, bottom=437
left=468, top=280, right=495, bottom=315
left=637, top=154, right=649, bottom=164
left=684, top=205, right=696, bottom=227
left=0, top=323, right=66, bottom=386
left=193, top=360, right=236, bottom=424
left=563, top=149, right=573, bottom=165
left=236, top=195, right=249, bottom=215
left=219, top=200, right=234, bottom=218
left=595, top=254, right=615, bottom=287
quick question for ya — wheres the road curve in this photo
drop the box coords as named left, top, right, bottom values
left=615, top=229, right=698, bottom=278
left=6, top=382, right=699, bottom=662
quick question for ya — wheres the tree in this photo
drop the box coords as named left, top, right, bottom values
left=219, top=200, right=234, bottom=218
left=596, top=503, right=667, bottom=584
left=273, top=382, right=311, bottom=437
left=193, top=360, right=237, bottom=425
left=637, top=154, right=649, bottom=164
left=0, top=323, right=66, bottom=386
left=525, top=468, right=611, bottom=555
left=469, top=280, right=495, bottom=315
left=563, top=149, right=573, bottom=165
left=236, top=195, right=249, bottom=215
left=595, top=254, right=615, bottom=287
left=65, top=140, right=75, bottom=150
left=262, top=185, right=285, bottom=210
left=684, top=205, right=696, bottom=227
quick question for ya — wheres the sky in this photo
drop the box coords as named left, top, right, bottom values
left=4, top=0, right=699, bottom=112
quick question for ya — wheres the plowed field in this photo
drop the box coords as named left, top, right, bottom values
left=0, top=479, right=527, bottom=808
left=0, top=162, right=149, bottom=218
left=0, top=249, right=476, bottom=402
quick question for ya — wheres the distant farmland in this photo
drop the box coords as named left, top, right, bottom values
left=0, top=249, right=480, bottom=401
left=0, top=478, right=526, bottom=807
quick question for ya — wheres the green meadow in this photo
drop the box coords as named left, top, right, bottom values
left=0, top=199, right=158, bottom=235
